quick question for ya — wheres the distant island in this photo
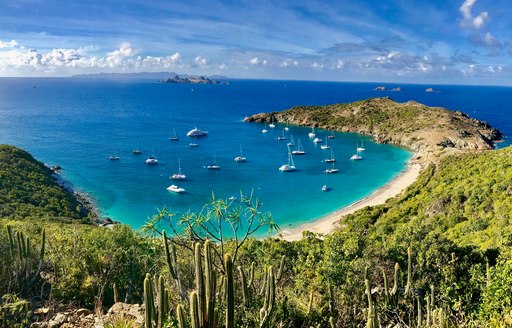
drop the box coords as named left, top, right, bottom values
left=160, top=75, right=229, bottom=85
left=373, top=86, right=402, bottom=91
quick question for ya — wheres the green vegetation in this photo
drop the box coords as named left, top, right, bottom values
left=2, top=142, right=512, bottom=326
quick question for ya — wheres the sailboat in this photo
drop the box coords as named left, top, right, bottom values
left=327, top=130, right=335, bottom=139
left=132, top=142, right=142, bottom=154
left=357, top=140, right=366, bottom=152
left=325, top=163, right=339, bottom=174
left=189, top=136, right=198, bottom=147
left=287, top=134, right=295, bottom=147
left=279, top=145, right=296, bottom=172
left=308, top=127, right=316, bottom=138
left=167, top=184, right=185, bottom=193
left=170, top=158, right=186, bottom=180
left=206, top=154, right=221, bottom=169
left=320, top=135, right=330, bottom=149
left=262, top=123, right=268, bottom=133
left=269, top=116, right=275, bottom=128
left=324, top=148, right=335, bottom=162
left=291, top=138, right=305, bottom=155
left=350, top=150, right=363, bottom=161
left=277, top=128, right=287, bottom=140
left=146, top=150, right=158, bottom=164
left=108, top=154, right=120, bottom=160
left=169, top=129, right=179, bottom=141
left=234, top=145, right=247, bottom=162
left=285, top=121, right=290, bottom=131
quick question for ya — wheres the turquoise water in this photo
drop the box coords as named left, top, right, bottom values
left=0, top=78, right=510, bottom=233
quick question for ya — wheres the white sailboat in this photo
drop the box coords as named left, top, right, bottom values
left=320, top=135, right=330, bottom=149
left=170, top=158, right=186, bottom=180
left=132, top=142, right=142, bottom=154
left=325, top=163, right=339, bottom=174
left=308, top=127, right=316, bottom=138
left=313, top=137, right=323, bottom=144
left=291, top=138, right=306, bottom=155
left=279, top=145, right=296, bottom=172
left=269, top=116, right=275, bottom=128
left=206, top=154, right=221, bottom=169
left=327, top=130, right=335, bottom=139
left=146, top=150, right=158, bottom=164
left=285, top=121, right=290, bottom=131
left=357, top=140, right=366, bottom=152
left=169, top=129, right=179, bottom=141
left=324, top=148, right=335, bottom=162
left=167, top=184, right=185, bottom=193
left=189, top=136, right=198, bottom=147
left=350, top=150, right=363, bottom=161
left=277, top=128, right=287, bottom=140
left=287, top=134, right=295, bottom=147
left=234, top=145, right=247, bottom=162
left=262, top=123, right=268, bottom=133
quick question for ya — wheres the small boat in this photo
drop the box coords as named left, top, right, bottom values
left=146, top=156, right=158, bottom=164
left=206, top=154, right=221, bottom=169
left=170, top=158, right=186, bottom=180
left=169, top=129, right=179, bottom=141
left=234, top=145, right=247, bottom=162
left=108, top=155, right=120, bottom=160
left=324, top=148, right=336, bottom=162
left=269, top=116, right=275, bottom=128
left=189, top=136, right=198, bottom=147
left=167, top=184, right=185, bottom=193
left=285, top=121, right=290, bottom=131
left=132, top=143, right=142, bottom=154
left=146, top=151, right=158, bottom=164
left=322, top=185, right=327, bottom=192
left=327, top=130, right=335, bottom=139
left=279, top=145, right=296, bottom=172
left=186, top=127, right=208, bottom=137
left=308, top=127, right=316, bottom=138
left=287, top=134, right=295, bottom=147
left=325, top=164, right=339, bottom=174
left=291, top=138, right=306, bottom=155
left=357, top=140, right=366, bottom=152
left=262, top=123, right=268, bottom=133
left=313, top=137, right=323, bottom=144
left=320, top=136, right=330, bottom=149
left=350, top=151, right=363, bottom=161
left=277, top=128, right=287, bottom=141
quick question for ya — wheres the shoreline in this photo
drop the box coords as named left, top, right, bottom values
left=280, top=161, right=423, bottom=241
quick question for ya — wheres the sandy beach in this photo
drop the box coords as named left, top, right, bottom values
left=281, top=162, right=423, bottom=241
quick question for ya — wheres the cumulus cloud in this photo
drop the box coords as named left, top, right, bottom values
left=106, top=42, right=136, bottom=67
left=249, top=57, right=267, bottom=66
left=219, top=63, right=227, bottom=70
left=460, top=0, right=488, bottom=29
left=194, top=56, right=209, bottom=66
left=0, top=39, right=18, bottom=49
left=279, top=59, right=299, bottom=67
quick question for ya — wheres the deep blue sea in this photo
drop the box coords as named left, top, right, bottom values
left=0, top=78, right=510, bottom=234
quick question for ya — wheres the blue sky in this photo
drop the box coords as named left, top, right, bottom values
left=0, top=0, right=511, bottom=84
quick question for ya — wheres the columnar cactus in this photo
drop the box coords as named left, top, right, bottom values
left=276, top=255, right=286, bottom=283
left=144, top=274, right=154, bottom=328
left=259, top=266, right=275, bottom=328
left=190, top=291, right=200, bottom=328
left=176, top=304, right=186, bottom=328
left=224, top=254, right=235, bottom=328
left=238, top=266, right=248, bottom=307
left=404, top=247, right=412, bottom=296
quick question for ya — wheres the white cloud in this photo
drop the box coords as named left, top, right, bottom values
left=311, top=62, right=324, bottom=69
left=0, top=39, right=18, bottom=49
left=250, top=57, right=260, bottom=65
left=279, top=59, right=298, bottom=67
left=194, top=56, right=209, bottom=66
left=106, top=42, right=136, bottom=67
left=219, top=63, right=227, bottom=70
left=460, top=0, right=488, bottom=29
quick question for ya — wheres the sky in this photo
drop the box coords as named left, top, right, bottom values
left=0, top=0, right=511, bottom=84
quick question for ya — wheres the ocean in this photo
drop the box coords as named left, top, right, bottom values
left=0, top=78, right=510, bottom=234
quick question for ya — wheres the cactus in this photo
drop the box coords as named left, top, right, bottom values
left=276, top=255, right=286, bottom=283
left=416, top=296, right=422, bottom=327
left=365, top=278, right=376, bottom=328
left=329, top=316, right=335, bottom=328
left=144, top=274, right=154, bottom=328
left=328, top=284, right=335, bottom=316
left=259, top=266, right=275, bottom=328
left=204, top=240, right=216, bottom=327
left=113, top=282, right=118, bottom=303
left=7, top=225, right=15, bottom=258
left=224, top=254, right=235, bottom=328
left=176, top=304, right=186, bottom=328
left=194, top=242, right=206, bottom=326
left=404, top=247, right=412, bottom=296
left=190, top=291, right=200, bottom=328
left=157, top=275, right=166, bottom=328
left=382, top=268, right=389, bottom=306
left=248, top=261, right=255, bottom=289
left=238, top=266, right=248, bottom=307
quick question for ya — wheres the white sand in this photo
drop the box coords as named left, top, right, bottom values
left=280, top=162, right=423, bottom=241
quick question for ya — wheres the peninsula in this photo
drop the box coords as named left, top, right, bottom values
left=244, top=97, right=502, bottom=165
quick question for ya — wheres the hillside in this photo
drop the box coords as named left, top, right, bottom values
left=244, top=97, right=503, bottom=163
left=0, top=144, right=87, bottom=221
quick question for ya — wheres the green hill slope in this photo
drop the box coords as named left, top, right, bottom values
left=0, top=144, right=86, bottom=221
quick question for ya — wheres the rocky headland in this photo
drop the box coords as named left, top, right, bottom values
left=244, top=97, right=503, bottom=165
left=160, top=75, right=228, bottom=85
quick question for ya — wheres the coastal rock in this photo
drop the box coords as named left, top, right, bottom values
left=160, top=75, right=228, bottom=85
left=243, top=97, right=503, bottom=164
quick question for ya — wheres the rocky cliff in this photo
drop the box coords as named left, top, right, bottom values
left=244, top=97, right=503, bottom=164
